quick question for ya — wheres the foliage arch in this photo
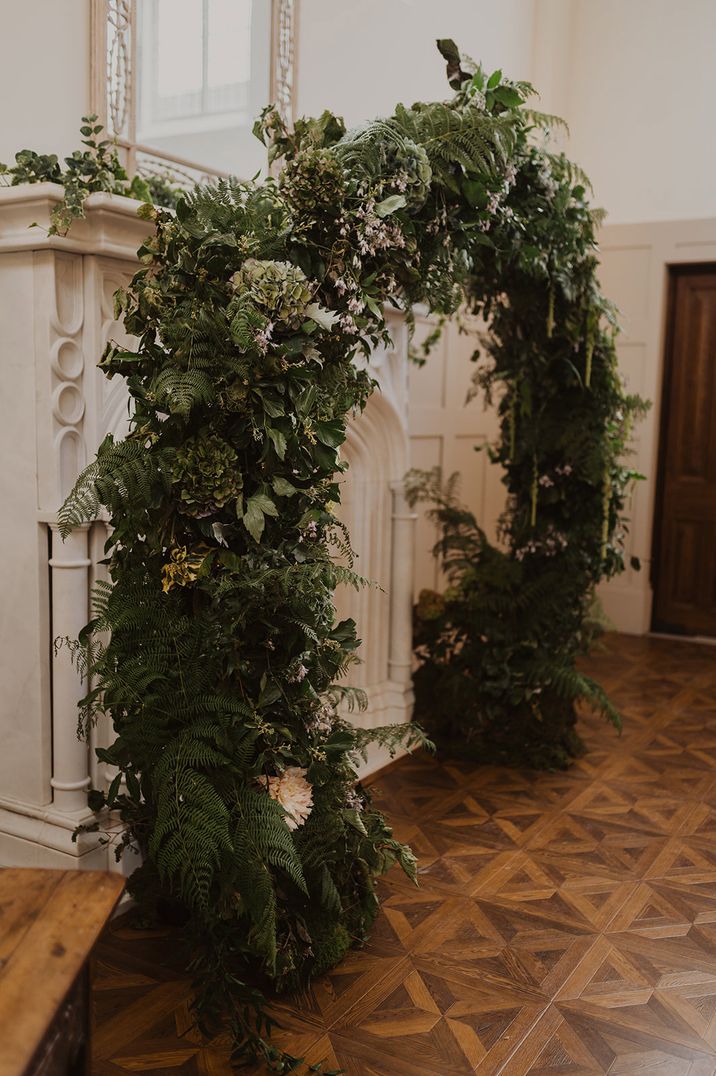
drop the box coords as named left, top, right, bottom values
left=61, top=40, right=643, bottom=1068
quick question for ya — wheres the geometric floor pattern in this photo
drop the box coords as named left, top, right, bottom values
left=93, top=633, right=716, bottom=1073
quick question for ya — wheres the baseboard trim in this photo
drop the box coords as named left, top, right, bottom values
left=648, top=630, right=716, bottom=647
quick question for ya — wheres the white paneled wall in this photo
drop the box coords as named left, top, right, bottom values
left=596, top=219, right=716, bottom=633
left=407, top=213, right=716, bottom=639
left=402, top=218, right=716, bottom=633
left=408, top=314, right=505, bottom=596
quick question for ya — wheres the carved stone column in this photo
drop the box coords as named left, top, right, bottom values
left=49, top=524, right=92, bottom=813
left=388, top=482, right=417, bottom=688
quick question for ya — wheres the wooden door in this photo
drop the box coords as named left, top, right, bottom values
left=652, top=266, right=716, bottom=636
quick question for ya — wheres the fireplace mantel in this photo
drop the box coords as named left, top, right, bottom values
left=0, top=182, right=152, bottom=258
left=0, top=184, right=415, bottom=869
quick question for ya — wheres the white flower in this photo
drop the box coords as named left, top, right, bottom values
left=345, top=788, right=364, bottom=812
left=487, top=191, right=502, bottom=215
left=305, top=302, right=340, bottom=331
left=311, top=702, right=335, bottom=734
left=260, top=767, right=313, bottom=830
left=254, top=321, right=274, bottom=352
left=288, top=662, right=309, bottom=683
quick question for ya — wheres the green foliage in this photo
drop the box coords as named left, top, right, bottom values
left=58, top=435, right=168, bottom=535
left=403, top=57, right=647, bottom=765
left=49, top=37, right=644, bottom=1069
left=0, top=115, right=181, bottom=235
left=172, top=432, right=243, bottom=516
left=150, top=733, right=234, bottom=910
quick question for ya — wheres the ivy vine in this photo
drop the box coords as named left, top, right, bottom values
left=0, top=115, right=180, bottom=235
left=48, top=40, right=644, bottom=1069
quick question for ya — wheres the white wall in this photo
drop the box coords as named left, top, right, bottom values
left=408, top=315, right=505, bottom=597
left=4, top=3, right=716, bottom=230
left=296, top=0, right=716, bottom=229
left=544, top=0, right=716, bottom=225
left=0, top=1, right=91, bottom=168
left=296, top=0, right=539, bottom=125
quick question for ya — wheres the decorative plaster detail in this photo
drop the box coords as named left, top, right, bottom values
left=52, top=384, right=86, bottom=426
left=50, top=339, right=84, bottom=381
left=272, top=0, right=297, bottom=123
left=52, top=254, right=83, bottom=336
left=106, top=0, right=133, bottom=142
left=335, top=322, right=415, bottom=749
left=49, top=253, right=87, bottom=504
left=136, top=152, right=214, bottom=189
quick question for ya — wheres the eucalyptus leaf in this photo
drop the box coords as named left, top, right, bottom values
left=375, top=193, right=407, bottom=217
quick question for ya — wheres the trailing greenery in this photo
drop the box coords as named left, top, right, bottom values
left=52, top=38, right=643, bottom=1068
left=0, top=115, right=180, bottom=235
left=406, top=42, right=647, bottom=768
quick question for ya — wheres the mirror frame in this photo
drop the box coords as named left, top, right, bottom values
left=90, top=0, right=299, bottom=185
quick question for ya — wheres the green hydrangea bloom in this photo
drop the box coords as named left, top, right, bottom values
left=280, top=146, right=347, bottom=216
left=232, top=258, right=313, bottom=324
left=172, top=432, right=243, bottom=516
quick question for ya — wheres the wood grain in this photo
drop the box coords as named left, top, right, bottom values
left=653, top=266, right=716, bottom=638
left=0, top=868, right=124, bottom=1076
left=94, top=634, right=716, bottom=1073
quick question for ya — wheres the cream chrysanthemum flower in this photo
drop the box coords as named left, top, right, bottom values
left=260, top=767, right=313, bottom=831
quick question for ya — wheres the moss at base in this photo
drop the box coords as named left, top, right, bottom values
left=310, top=922, right=353, bottom=977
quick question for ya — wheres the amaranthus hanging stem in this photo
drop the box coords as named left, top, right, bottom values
left=546, top=286, right=555, bottom=338
left=585, top=334, right=595, bottom=388
left=530, top=454, right=538, bottom=528
left=600, top=463, right=611, bottom=560
left=508, top=388, right=516, bottom=460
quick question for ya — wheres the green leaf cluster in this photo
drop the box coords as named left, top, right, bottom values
left=0, top=115, right=182, bottom=235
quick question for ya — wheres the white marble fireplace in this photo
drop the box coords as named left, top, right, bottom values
left=0, top=184, right=415, bottom=869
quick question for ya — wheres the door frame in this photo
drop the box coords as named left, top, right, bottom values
left=650, top=262, right=716, bottom=635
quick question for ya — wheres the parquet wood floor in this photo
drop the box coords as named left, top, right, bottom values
left=93, top=634, right=716, bottom=1074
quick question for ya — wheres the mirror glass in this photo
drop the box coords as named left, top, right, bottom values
left=136, top=0, right=271, bottom=177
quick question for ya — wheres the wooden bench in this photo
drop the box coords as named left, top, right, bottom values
left=0, top=868, right=125, bottom=1076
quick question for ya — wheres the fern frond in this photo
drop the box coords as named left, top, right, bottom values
left=58, top=436, right=169, bottom=536
left=349, top=721, right=434, bottom=763
left=232, top=783, right=308, bottom=972
left=392, top=103, right=513, bottom=175
left=150, top=737, right=233, bottom=912
left=523, top=108, right=569, bottom=135
left=151, top=367, right=215, bottom=417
